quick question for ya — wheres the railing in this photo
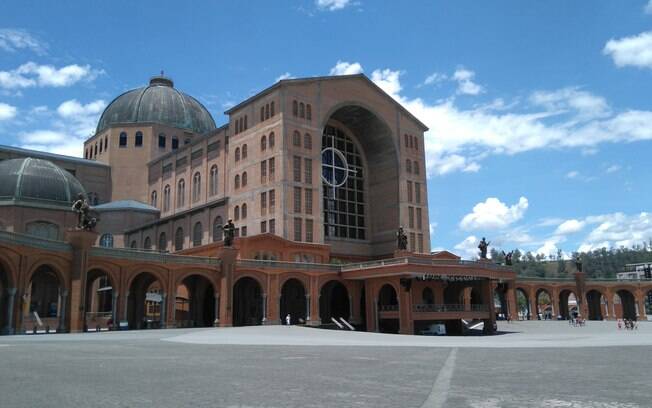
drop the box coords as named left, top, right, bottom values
left=237, top=259, right=341, bottom=272
left=412, top=303, right=489, bottom=313
left=0, top=230, right=72, bottom=252
left=340, top=256, right=512, bottom=272
left=90, top=247, right=220, bottom=266
left=378, top=304, right=399, bottom=312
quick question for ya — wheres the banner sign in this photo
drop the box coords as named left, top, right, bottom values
left=415, top=274, right=481, bottom=282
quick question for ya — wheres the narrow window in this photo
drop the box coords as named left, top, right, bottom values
left=293, top=156, right=301, bottom=182
left=269, top=189, right=275, bottom=212
left=234, top=205, right=240, bottom=221
left=269, top=218, right=276, bottom=234
left=269, top=132, right=275, bottom=148
left=305, top=188, right=312, bottom=215
left=414, top=160, right=419, bottom=175
left=135, top=131, right=143, bottom=147
left=242, top=144, right=247, bottom=159
left=151, top=190, right=157, bottom=207
left=261, top=191, right=267, bottom=215
left=213, top=216, right=223, bottom=242
left=270, top=101, right=275, bottom=116
left=294, top=218, right=302, bottom=241
left=234, top=174, right=240, bottom=189
left=306, top=104, right=312, bottom=121
left=159, top=232, right=167, bottom=252
left=409, top=206, right=414, bottom=228
left=406, top=159, right=412, bottom=173
left=244, top=115, right=248, bottom=130
left=104, top=136, right=108, bottom=151
left=260, top=160, right=267, bottom=183
left=293, top=100, right=298, bottom=116
left=415, top=182, right=421, bottom=204
left=94, top=143, right=98, bottom=156
left=299, top=103, right=305, bottom=118
left=269, top=157, right=275, bottom=180
left=261, top=135, right=267, bottom=151
left=242, top=203, right=247, bottom=219
left=242, top=171, right=247, bottom=187
left=163, top=185, right=171, bottom=212
left=235, top=147, right=240, bottom=162
left=172, top=137, right=179, bottom=149
left=120, top=132, right=127, bottom=147
left=192, top=172, right=201, bottom=203
left=99, top=141, right=103, bottom=154
left=304, top=158, right=312, bottom=184
left=210, top=165, right=218, bottom=196
left=305, top=219, right=313, bottom=242
left=193, top=222, right=203, bottom=247
left=294, top=187, right=302, bottom=213
left=177, top=179, right=185, bottom=207
left=407, top=181, right=413, bottom=202
left=404, top=134, right=409, bottom=148
left=260, top=106, right=265, bottom=122
left=304, top=133, right=312, bottom=149
left=265, top=103, right=270, bottom=120
left=158, top=133, right=166, bottom=148
left=175, top=227, right=184, bottom=251
left=261, top=221, right=267, bottom=233
left=416, top=207, right=422, bottom=230
left=293, top=131, right=301, bottom=147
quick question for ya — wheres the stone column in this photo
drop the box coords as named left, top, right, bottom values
left=213, top=293, right=220, bottom=326
left=58, top=289, right=69, bottom=332
left=348, top=295, right=354, bottom=322
left=506, top=282, right=517, bottom=320
left=217, top=247, right=238, bottom=327
left=123, top=291, right=129, bottom=322
left=636, top=291, right=646, bottom=320
left=160, top=293, right=167, bottom=328
left=482, top=280, right=496, bottom=334
left=529, top=289, right=537, bottom=320
left=398, top=279, right=413, bottom=335
left=3, top=288, right=16, bottom=335
left=111, top=292, right=119, bottom=329
left=574, top=272, right=588, bottom=318
left=261, top=293, right=268, bottom=325
left=551, top=288, right=559, bottom=319
left=64, top=229, right=99, bottom=333
left=305, top=294, right=311, bottom=322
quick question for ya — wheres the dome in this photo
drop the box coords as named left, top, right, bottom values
left=0, top=158, right=86, bottom=207
left=95, top=75, right=217, bottom=135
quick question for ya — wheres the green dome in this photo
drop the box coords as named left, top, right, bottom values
left=0, top=158, right=86, bottom=207
left=96, top=76, right=217, bottom=135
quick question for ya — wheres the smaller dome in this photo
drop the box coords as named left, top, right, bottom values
left=0, top=158, right=86, bottom=207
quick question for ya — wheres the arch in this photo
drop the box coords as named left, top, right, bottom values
left=516, top=288, right=530, bottom=320
left=536, top=288, right=553, bottom=320
left=260, top=135, right=267, bottom=151
left=234, top=174, right=240, bottom=189
left=558, top=289, right=578, bottom=320
left=233, top=277, right=263, bottom=326
left=213, top=216, right=223, bottom=242
left=586, top=289, right=606, bottom=320
left=422, top=287, right=435, bottom=304
left=127, top=272, right=165, bottom=330
left=192, top=222, right=202, bottom=247
left=319, top=280, right=350, bottom=323
left=25, top=265, right=63, bottom=332
left=235, top=147, right=241, bottom=161
left=158, top=232, right=167, bottom=252
left=645, top=289, right=652, bottom=317
left=241, top=203, right=247, bottom=219
left=130, top=240, right=137, bottom=249
left=242, top=144, right=247, bottom=159
left=174, top=227, right=184, bottom=251
left=119, top=132, right=127, bottom=147
left=135, top=131, right=143, bottom=147
left=175, top=274, right=215, bottom=328
left=84, top=268, right=114, bottom=331
left=242, top=171, right=247, bottom=187
left=616, top=289, right=637, bottom=320
left=234, top=206, right=240, bottom=221
left=269, top=132, right=275, bottom=148
left=143, top=236, right=152, bottom=250
left=280, top=278, right=306, bottom=324
left=378, top=283, right=399, bottom=334
left=99, top=233, right=114, bottom=248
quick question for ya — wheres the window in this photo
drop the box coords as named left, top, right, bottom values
left=210, top=165, right=218, bottom=196
left=192, top=172, right=201, bottom=202
left=269, top=189, right=276, bottom=212
left=235, top=147, right=240, bottom=162
left=99, top=233, right=113, bottom=248
left=241, top=226, right=247, bottom=237
left=144, top=236, right=152, bottom=250
left=269, top=218, right=276, bottom=234
left=260, top=161, right=267, bottom=183
left=235, top=118, right=240, bottom=134
left=409, top=135, right=414, bottom=149
left=294, top=217, right=302, bottom=241
left=151, top=190, right=157, bottom=207
left=234, top=174, right=240, bottom=189
left=261, top=135, right=267, bottom=151
left=163, top=185, right=171, bottom=212
left=172, top=137, right=179, bottom=150
left=269, top=132, right=275, bottom=148
left=414, top=136, right=419, bottom=151
left=294, top=187, right=302, bottom=213
left=415, top=182, right=421, bottom=204
left=158, top=133, right=166, bottom=148
left=406, top=159, right=412, bottom=173
left=158, top=233, right=167, bottom=252
left=269, top=157, right=275, bottom=180
left=407, top=181, right=413, bottom=202
left=299, top=103, right=305, bottom=118
left=104, top=136, right=108, bottom=151
left=242, top=203, right=247, bottom=219
left=244, top=115, right=248, bottom=130
left=261, top=192, right=267, bottom=215
left=304, top=158, right=312, bottom=184
left=94, top=143, right=98, bottom=156
left=293, top=156, right=301, bottom=182
left=305, top=219, right=313, bottom=242
left=293, top=131, right=301, bottom=147
left=293, top=100, right=298, bottom=116
left=404, top=134, right=409, bottom=148
left=418, top=233, right=423, bottom=253
left=413, top=160, right=420, bottom=175
left=234, top=205, right=240, bottom=221
left=135, top=131, right=143, bottom=147
left=410, top=232, right=416, bottom=251
left=306, top=104, right=312, bottom=121
left=416, top=208, right=422, bottom=230
left=242, top=144, right=247, bottom=159
left=265, top=103, right=270, bottom=120
left=260, top=106, right=265, bottom=122
left=177, top=179, right=185, bottom=207
left=175, top=227, right=184, bottom=251
left=185, top=138, right=191, bottom=145
left=305, top=188, right=313, bottom=215
left=423, top=287, right=434, bottom=304
left=304, top=133, right=312, bottom=150
left=409, top=206, right=414, bottom=228
left=120, top=132, right=127, bottom=147
left=131, top=240, right=137, bottom=249
left=261, top=221, right=267, bottom=233
left=213, top=216, right=223, bottom=242
left=193, top=222, right=202, bottom=247
left=270, top=101, right=275, bottom=116
left=99, top=141, right=103, bottom=154
left=242, top=171, right=247, bottom=187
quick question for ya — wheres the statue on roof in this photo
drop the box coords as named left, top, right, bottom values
left=397, top=226, right=408, bottom=250
left=574, top=255, right=583, bottom=273
left=503, top=250, right=513, bottom=266
left=223, top=219, right=235, bottom=247
left=71, top=193, right=98, bottom=231
left=478, top=237, right=490, bottom=259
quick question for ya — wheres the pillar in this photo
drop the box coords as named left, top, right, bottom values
left=111, top=292, right=118, bottom=329
left=262, top=293, right=268, bottom=324
left=636, top=291, right=646, bottom=320
left=482, top=280, right=496, bottom=334
left=305, top=294, right=311, bottom=322
left=64, top=229, right=99, bottom=332
left=529, top=288, right=537, bottom=320
left=213, top=292, right=220, bottom=326
left=160, top=292, right=167, bottom=328
left=58, top=289, right=68, bottom=332
left=574, top=272, right=588, bottom=318
left=3, top=288, right=16, bottom=335
left=551, top=288, right=559, bottom=319
left=398, top=279, right=413, bottom=335
left=506, top=282, right=517, bottom=320
left=217, top=246, right=238, bottom=327
left=364, top=280, right=376, bottom=332
left=307, top=276, right=320, bottom=326
left=123, top=291, right=129, bottom=321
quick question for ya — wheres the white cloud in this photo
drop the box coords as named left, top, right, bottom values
left=565, top=170, right=579, bottom=179
left=530, top=87, right=610, bottom=120
left=316, top=0, right=354, bottom=11
left=429, top=222, right=437, bottom=236
left=454, top=235, right=479, bottom=259
left=370, top=68, right=402, bottom=97
left=0, top=62, right=103, bottom=89
left=276, top=72, right=293, bottom=82
left=646, top=0, right=652, bottom=14
left=555, top=219, right=585, bottom=235
left=0, top=102, right=17, bottom=120
left=452, top=68, right=484, bottom=95
left=603, top=31, right=652, bottom=69
left=460, top=196, right=529, bottom=231
left=0, top=29, right=46, bottom=54
left=605, top=164, right=621, bottom=173
left=579, top=212, right=652, bottom=251
left=423, top=72, right=447, bottom=86
left=535, top=240, right=560, bottom=258
left=56, top=99, right=105, bottom=119
left=329, top=60, right=364, bottom=76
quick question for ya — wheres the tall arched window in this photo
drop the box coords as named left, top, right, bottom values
left=406, top=159, right=412, bottom=173
left=163, top=185, right=171, bottom=212
left=143, top=236, right=152, bottom=250
left=413, top=160, right=420, bottom=175
left=265, top=103, right=270, bottom=119
left=234, top=174, right=240, bottom=189
left=234, top=206, right=240, bottom=221
left=244, top=115, right=247, bottom=130
left=235, top=118, right=240, bottom=134
left=261, top=135, right=267, bottom=151
left=135, top=131, right=143, bottom=147
left=242, top=171, right=247, bottom=187
left=192, top=172, right=201, bottom=203
left=193, top=222, right=203, bottom=247
left=306, top=104, right=312, bottom=120
left=213, top=216, right=223, bottom=242
left=209, top=165, right=218, bottom=196
left=242, top=144, right=247, bottom=159
left=293, top=131, right=301, bottom=147
left=260, top=106, right=265, bottom=122
left=99, top=233, right=114, bottom=248
left=270, top=101, right=275, bottom=116
left=175, top=227, right=184, bottom=251
left=130, top=240, right=137, bottom=249
left=422, top=287, right=434, bottom=304
left=304, top=133, right=312, bottom=150
left=293, top=100, right=298, bottom=116
left=299, top=102, right=305, bottom=118
left=241, top=203, right=247, bottom=219
left=177, top=179, right=185, bottom=207
left=235, top=147, right=240, bottom=162
left=158, top=232, right=167, bottom=252
left=269, top=132, right=275, bottom=148
left=119, top=132, right=127, bottom=147
left=151, top=190, right=157, bottom=207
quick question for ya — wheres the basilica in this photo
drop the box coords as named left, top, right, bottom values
left=0, top=74, right=647, bottom=336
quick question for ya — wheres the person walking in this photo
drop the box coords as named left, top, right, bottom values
left=285, top=313, right=291, bottom=326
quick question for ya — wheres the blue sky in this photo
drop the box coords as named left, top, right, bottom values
left=1, top=0, right=652, bottom=258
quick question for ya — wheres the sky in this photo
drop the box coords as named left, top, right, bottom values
left=1, top=0, right=652, bottom=259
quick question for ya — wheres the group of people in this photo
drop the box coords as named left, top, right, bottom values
left=617, top=318, right=638, bottom=330
left=568, top=316, right=586, bottom=327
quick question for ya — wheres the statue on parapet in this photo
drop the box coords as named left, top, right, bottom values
left=397, top=226, right=408, bottom=250
left=71, top=193, right=98, bottom=231
left=574, top=255, right=583, bottom=273
left=478, top=237, right=490, bottom=259
left=502, top=250, right=513, bottom=266
left=223, top=219, right=235, bottom=247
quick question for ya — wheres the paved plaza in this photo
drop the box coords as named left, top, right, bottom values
left=1, top=321, right=650, bottom=408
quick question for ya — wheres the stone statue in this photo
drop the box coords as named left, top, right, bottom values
left=575, top=255, right=583, bottom=273
left=223, top=219, right=235, bottom=247
left=503, top=250, right=513, bottom=266
left=397, top=226, right=408, bottom=250
left=478, top=237, right=490, bottom=259
left=71, top=193, right=97, bottom=231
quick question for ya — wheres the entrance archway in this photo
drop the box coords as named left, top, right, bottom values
left=280, top=279, right=306, bottom=324
left=515, top=288, right=530, bottom=320
left=616, top=289, right=637, bottom=320
left=586, top=290, right=605, bottom=320
left=27, top=265, right=62, bottom=332
left=233, top=277, right=263, bottom=326
left=319, top=280, right=350, bottom=323
left=536, top=289, right=552, bottom=320
left=127, top=272, right=165, bottom=329
left=377, top=284, right=398, bottom=333
left=175, top=275, right=215, bottom=327
left=559, top=290, right=577, bottom=320
left=494, top=284, right=508, bottom=320
left=85, top=270, right=114, bottom=331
